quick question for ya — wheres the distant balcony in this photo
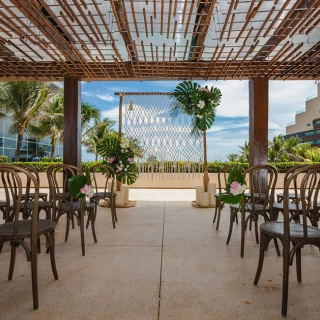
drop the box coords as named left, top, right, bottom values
left=296, top=108, right=306, bottom=115
left=287, top=121, right=295, bottom=126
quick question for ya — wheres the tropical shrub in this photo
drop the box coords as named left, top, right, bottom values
left=0, top=156, right=8, bottom=163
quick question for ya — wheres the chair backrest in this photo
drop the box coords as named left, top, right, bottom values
left=283, top=164, right=320, bottom=243
left=244, top=164, right=278, bottom=215
left=14, top=163, right=40, bottom=197
left=217, top=164, right=245, bottom=194
left=47, top=164, right=82, bottom=220
left=0, top=164, right=39, bottom=239
left=90, top=164, right=116, bottom=195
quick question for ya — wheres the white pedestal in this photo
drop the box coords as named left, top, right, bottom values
left=196, top=186, right=204, bottom=205
left=115, top=191, right=124, bottom=206
left=208, top=183, right=217, bottom=207
left=200, top=192, right=209, bottom=207
left=120, top=185, right=129, bottom=205
left=108, top=181, right=116, bottom=193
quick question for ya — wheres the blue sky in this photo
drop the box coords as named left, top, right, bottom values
left=81, top=80, right=318, bottom=161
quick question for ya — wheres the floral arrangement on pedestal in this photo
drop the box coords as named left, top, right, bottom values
left=220, top=167, right=247, bottom=205
left=68, top=170, right=94, bottom=214
left=97, top=137, right=139, bottom=189
left=171, top=81, right=222, bottom=191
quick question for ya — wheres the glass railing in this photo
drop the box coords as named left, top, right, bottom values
left=287, top=121, right=295, bottom=126
left=306, top=93, right=317, bottom=101
left=296, top=108, right=306, bottom=114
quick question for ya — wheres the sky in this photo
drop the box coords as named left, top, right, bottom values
left=80, top=80, right=319, bottom=162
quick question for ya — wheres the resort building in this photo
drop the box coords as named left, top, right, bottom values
left=285, top=82, right=320, bottom=146
left=0, top=82, right=63, bottom=161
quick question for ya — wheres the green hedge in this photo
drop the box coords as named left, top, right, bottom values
left=0, top=156, right=8, bottom=163
left=3, top=160, right=320, bottom=173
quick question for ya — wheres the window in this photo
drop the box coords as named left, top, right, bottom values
left=304, top=131, right=314, bottom=136
left=307, top=123, right=311, bottom=126
left=315, top=120, right=320, bottom=125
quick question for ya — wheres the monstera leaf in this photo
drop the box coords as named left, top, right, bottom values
left=97, top=137, right=120, bottom=158
left=195, top=113, right=216, bottom=131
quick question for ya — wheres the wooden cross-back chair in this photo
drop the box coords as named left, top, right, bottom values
left=228, top=164, right=279, bottom=257
left=47, top=164, right=96, bottom=256
left=88, top=163, right=117, bottom=229
left=0, top=164, right=58, bottom=309
left=254, top=164, right=320, bottom=317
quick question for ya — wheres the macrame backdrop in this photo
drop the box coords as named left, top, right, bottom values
left=117, top=92, right=203, bottom=179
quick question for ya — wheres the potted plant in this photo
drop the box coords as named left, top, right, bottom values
left=171, top=81, right=222, bottom=191
left=97, top=137, right=139, bottom=191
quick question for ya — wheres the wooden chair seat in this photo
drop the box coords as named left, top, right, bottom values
left=273, top=202, right=302, bottom=211
left=93, top=191, right=117, bottom=199
left=260, top=221, right=320, bottom=242
left=230, top=203, right=268, bottom=212
left=22, top=192, right=48, bottom=202
left=57, top=201, right=95, bottom=212
left=0, top=219, right=56, bottom=239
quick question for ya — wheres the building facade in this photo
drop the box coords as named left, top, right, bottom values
left=0, top=82, right=63, bottom=162
left=285, top=82, right=320, bottom=146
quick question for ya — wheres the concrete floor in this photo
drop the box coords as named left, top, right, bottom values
left=0, top=189, right=320, bottom=320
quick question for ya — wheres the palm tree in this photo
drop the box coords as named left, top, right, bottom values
left=28, top=96, right=64, bottom=160
left=171, top=81, right=222, bottom=192
left=283, top=136, right=304, bottom=161
left=81, top=101, right=100, bottom=132
left=227, top=153, right=239, bottom=162
left=0, top=81, right=54, bottom=161
left=268, top=134, right=285, bottom=162
left=238, top=141, right=249, bottom=162
left=82, top=117, right=116, bottom=161
left=296, top=143, right=311, bottom=159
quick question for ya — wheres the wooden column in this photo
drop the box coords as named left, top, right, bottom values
left=249, top=78, right=269, bottom=167
left=63, top=74, right=81, bottom=168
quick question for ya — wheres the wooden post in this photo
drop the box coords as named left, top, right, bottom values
left=203, top=129, right=210, bottom=192
left=249, top=78, right=268, bottom=192
left=63, top=74, right=81, bottom=169
left=118, top=93, right=123, bottom=141
left=249, top=78, right=269, bottom=166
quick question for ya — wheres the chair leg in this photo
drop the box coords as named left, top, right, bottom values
left=80, top=212, right=85, bottom=256
left=235, top=212, right=238, bottom=224
left=249, top=216, right=253, bottom=231
left=110, top=197, right=116, bottom=229
left=226, top=208, right=235, bottom=245
left=282, top=239, right=290, bottom=317
left=254, top=233, right=268, bottom=285
left=86, top=214, right=90, bottom=229
left=8, top=243, right=17, bottom=280
left=213, top=200, right=219, bottom=223
left=0, top=240, right=3, bottom=253
left=273, top=238, right=281, bottom=256
left=296, top=247, right=302, bottom=283
left=113, top=197, right=118, bottom=222
left=241, top=209, right=246, bottom=258
left=65, top=213, right=70, bottom=242
left=46, top=231, right=59, bottom=280
left=37, top=237, right=41, bottom=254
left=90, top=211, right=97, bottom=243
left=30, top=234, right=39, bottom=310
left=254, top=216, right=259, bottom=244
left=71, top=214, right=75, bottom=229
left=215, top=205, right=222, bottom=231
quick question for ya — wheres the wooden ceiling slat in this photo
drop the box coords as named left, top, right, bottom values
left=220, top=0, right=235, bottom=41
left=253, top=6, right=275, bottom=42
left=184, top=0, right=195, bottom=39
left=0, top=1, right=318, bottom=81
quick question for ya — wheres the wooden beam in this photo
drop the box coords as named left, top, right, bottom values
left=249, top=77, right=269, bottom=167
left=63, top=74, right=81, bottom=168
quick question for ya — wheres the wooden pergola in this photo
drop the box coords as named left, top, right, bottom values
left=0, top=0, right=319, bottom=167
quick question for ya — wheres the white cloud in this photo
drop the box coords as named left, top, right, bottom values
left=82, top=91, right=93, bottom=97
left=101, top=107, right=119, bottom=121
left=97, top=94, right=116, bottom=102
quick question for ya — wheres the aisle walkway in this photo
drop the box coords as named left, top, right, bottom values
left=0, top=189, right=319, bottom=319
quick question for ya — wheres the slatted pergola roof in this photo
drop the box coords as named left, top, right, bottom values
left=0, top=0, right=319, bottom=81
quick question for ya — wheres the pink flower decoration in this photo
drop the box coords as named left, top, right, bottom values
left=80, top=184, right=90, bottom=194
left=107, top=157, right=115, bottom=163
left=128, top=158, right=134, bottom=163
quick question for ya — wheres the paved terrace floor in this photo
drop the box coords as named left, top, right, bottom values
left=0, top=189, right=319, bottom=320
